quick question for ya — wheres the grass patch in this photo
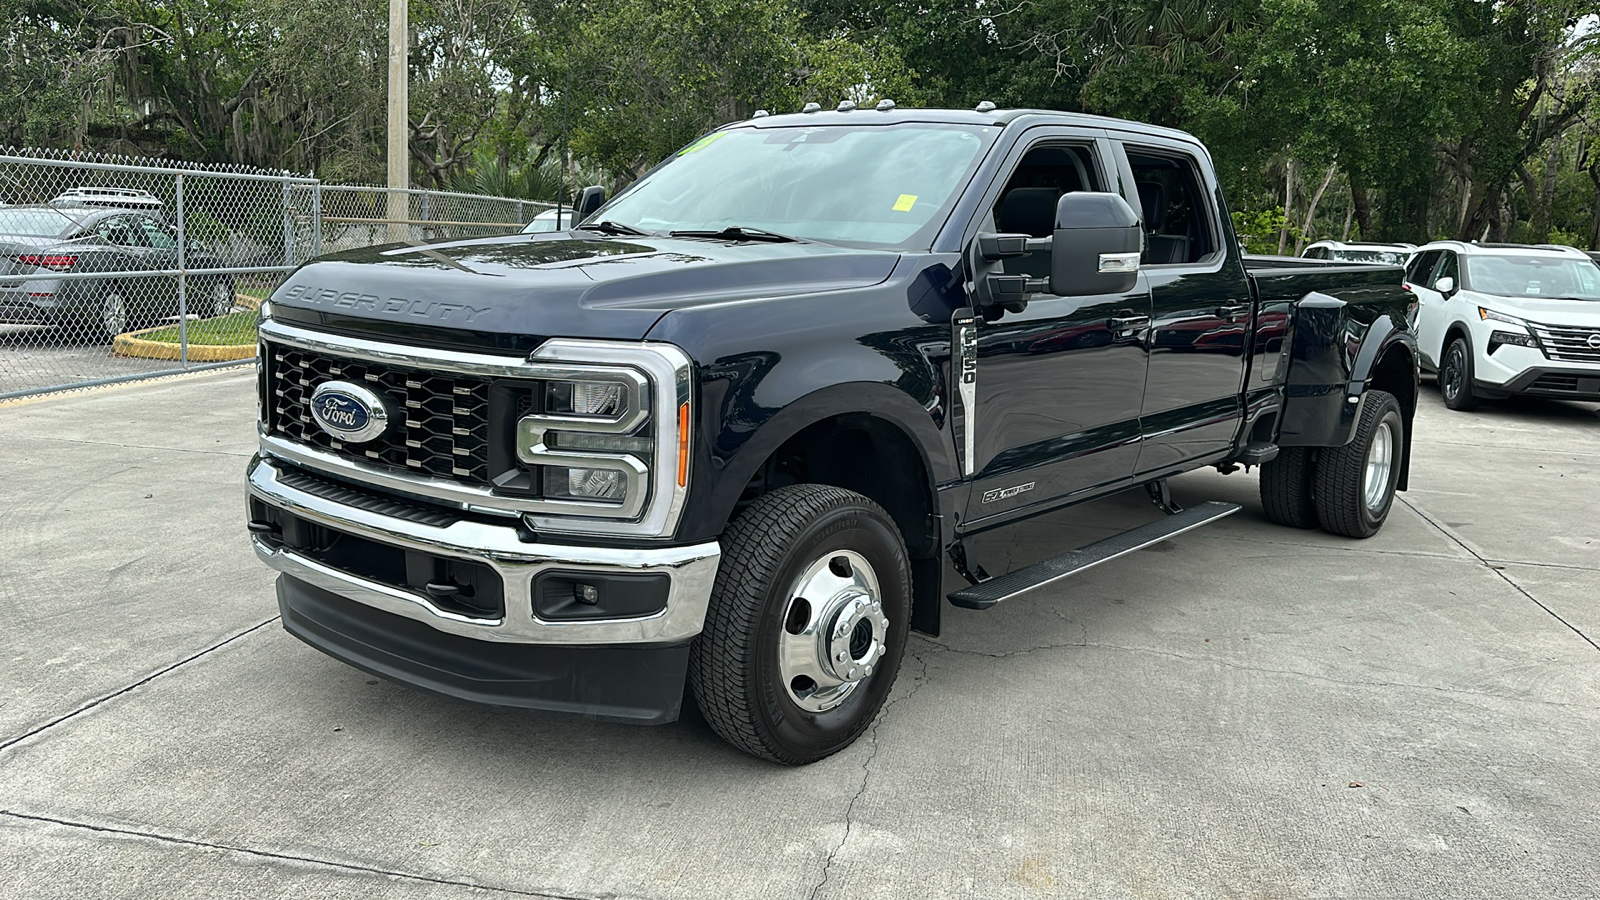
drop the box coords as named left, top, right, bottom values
left=139, top=310, right=258, bottom=346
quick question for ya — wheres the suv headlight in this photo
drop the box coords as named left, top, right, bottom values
left=515, top=341, right=693, bottom=539
left=1478, top=306, right=1527, bottom=326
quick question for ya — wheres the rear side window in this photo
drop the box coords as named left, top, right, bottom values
left=1126, top=148, right=1218, bottom=265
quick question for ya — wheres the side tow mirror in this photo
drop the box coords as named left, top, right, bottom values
left=1050, top=192, right=1142, bottom=297
left=1434, top=276, right=1456, bottom=295
left=575, top=185, right=607, bottom=218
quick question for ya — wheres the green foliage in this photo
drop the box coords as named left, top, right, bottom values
left=8, top=0, right=1600, bottom=248
left=1231, top=207, right=1304, bottom=255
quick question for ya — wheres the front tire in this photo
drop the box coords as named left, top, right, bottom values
left=690, top=484, right=912, bottom=765
left=1439, top=337, right=1480, bottom=411
left=1314, top=390, right=1404, bottom=538
left=203, top=279, right=236, bottom=318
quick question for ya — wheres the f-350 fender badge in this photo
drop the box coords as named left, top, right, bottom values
left=953, top=308, right=978, bottom=477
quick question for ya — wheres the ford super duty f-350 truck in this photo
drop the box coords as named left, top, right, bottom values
left=246, top=106, right=1419, bottom=764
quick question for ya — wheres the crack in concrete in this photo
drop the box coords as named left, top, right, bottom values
left=16, top=435, right=255, bottom=458
left=919, top=635, right=1600, bottom=712
left=1399, top=495, right=1600, bottom=653
left=0, top=809, right=589, bottom=899
left=806, top=649, right=931, bottom=900
left=0, top=617, right=278, bottom=753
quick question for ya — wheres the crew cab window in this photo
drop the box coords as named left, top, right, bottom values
left=991, top=144, right=1102, bottom=239
left=1126, top=149, right=1217, bottom=265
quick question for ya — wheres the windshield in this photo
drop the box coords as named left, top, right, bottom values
left=0, top=209, right=77, bottom=237
left=595, top=123, right=997, bottom=248
left=1463, top=253, right=1600, bottom=301
left=1332, top=249, right=1408, bottom=265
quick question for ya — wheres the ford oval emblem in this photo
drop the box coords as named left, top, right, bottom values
left=310, top=380, right=390, bottom=443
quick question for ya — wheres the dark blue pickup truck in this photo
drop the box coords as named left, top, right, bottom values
left=246, top=106, right=1418, bottom=764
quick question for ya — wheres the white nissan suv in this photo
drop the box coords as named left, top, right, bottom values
left=1404, top=241, right=1600, bottom=409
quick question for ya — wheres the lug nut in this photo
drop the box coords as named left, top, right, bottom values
left=837, top=651, right=848, bottom=662
left=848, top=667, right=857, bottom=678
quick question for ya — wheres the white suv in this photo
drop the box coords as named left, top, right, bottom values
left=1405, top=241, right=1600, bottom=409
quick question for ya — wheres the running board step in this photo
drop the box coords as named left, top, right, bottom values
left=947, top=501, right=1241, bottom=610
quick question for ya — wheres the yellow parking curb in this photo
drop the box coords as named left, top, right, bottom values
left=112, top=323, right=257, bottom=362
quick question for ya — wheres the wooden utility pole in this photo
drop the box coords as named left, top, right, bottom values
left=386, top=0, right=409, bottom=243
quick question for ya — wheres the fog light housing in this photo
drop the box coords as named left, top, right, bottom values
left=545, top=466, right=628, bottom=502
left=1488, top=330, right=1538, bottom=353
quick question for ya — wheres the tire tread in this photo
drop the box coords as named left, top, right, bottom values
left=689, top=484, right=899, bottom=764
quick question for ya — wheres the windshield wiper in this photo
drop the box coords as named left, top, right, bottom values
left=669, top=226, right=802, bottom=244
left=579, top=220, right=651, bottom=236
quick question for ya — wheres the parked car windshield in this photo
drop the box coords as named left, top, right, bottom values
left=1464, top=253, right=1600, bottom=301
left=0, top=209, right=77, bottom=237
left=594, top=123, right=998, bottom=248
left=1333, top=249, right=1408, bottom=265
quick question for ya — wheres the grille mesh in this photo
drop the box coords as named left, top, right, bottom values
left=266, top=344, right=501, bottom=485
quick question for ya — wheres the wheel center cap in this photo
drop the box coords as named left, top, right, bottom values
left=822, top=591, right=889, bottom=683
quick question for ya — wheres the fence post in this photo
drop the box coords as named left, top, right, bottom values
left=282, top=176, right=295, bottom=268
left=313, top=181, right=324, bottom=258
left=176, top=172, right=189, bottom=368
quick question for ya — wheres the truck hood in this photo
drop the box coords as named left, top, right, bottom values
left=270, top=233, right=901, bottom=344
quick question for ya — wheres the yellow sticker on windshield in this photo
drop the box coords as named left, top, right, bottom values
left=678, top=133, right=727, bottom=155
left=893, top=194, right=918, bottom=212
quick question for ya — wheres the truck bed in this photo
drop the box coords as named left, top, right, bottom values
left=1243, top=255, right=1407, bottom=304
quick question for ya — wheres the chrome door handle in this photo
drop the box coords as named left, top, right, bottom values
left=1217, top=304, right=1248, bottom=322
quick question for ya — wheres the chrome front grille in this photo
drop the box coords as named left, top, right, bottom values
left=265, top=342, right=515, bottom=486
left=1527, top=321, right=1600, bottom=362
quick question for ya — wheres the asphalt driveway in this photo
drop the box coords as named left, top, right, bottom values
left=1, top=371, right=1596, bottom=899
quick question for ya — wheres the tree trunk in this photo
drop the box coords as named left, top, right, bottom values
left=1349, top=172, right=1372, bottom=240
left=1298, top=162, right=1337, bottom=252
left=1277, top=157, right=1296, bottom=256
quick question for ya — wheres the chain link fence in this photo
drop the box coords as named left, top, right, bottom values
left=1, top=149, right=552, bottom=400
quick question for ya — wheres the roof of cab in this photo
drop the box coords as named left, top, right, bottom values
left=727, top=106, right=1204, bottom=146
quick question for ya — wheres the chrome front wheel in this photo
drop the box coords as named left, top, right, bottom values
left=777, top=549, right=891, bottom=713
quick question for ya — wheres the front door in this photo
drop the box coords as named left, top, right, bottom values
left=960, top=132, right=1152, bottom=527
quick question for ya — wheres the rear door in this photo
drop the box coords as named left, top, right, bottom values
left=959, top=128, right=1152, bottom=525
left=1111, top=137, right=1253, bottom=475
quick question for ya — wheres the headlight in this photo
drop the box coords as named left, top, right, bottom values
left=546, top=380, right=627, bottom=417
left=511, top=342, right=692, bottom=538
left=1478, top=307, right=1526, bottom=326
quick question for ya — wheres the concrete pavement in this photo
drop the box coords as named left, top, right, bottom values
left=1, top=371, right=1596, bottom=899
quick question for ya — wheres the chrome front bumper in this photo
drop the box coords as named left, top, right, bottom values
left=246, top=454, right=720, bottom=646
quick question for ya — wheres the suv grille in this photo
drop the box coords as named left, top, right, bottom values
left=265, top=344, right=523, bottom=487
left=1527, top=321, right=1600, bottom=362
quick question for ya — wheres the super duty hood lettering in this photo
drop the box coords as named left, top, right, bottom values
left=279, top=284, right=491, bottom=325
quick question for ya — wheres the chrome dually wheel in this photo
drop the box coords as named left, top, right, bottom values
left=1362, top=418, right=1395, bottom=514
left=777, top=549, right=891, bottom=713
